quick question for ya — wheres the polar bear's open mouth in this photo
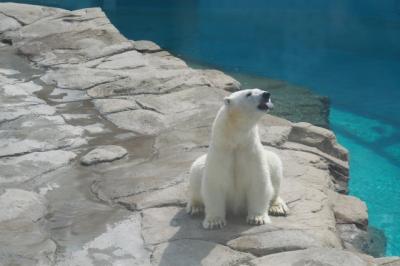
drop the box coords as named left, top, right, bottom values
left=257, top=99, right=274, bottom=111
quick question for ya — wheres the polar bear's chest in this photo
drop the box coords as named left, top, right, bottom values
left=225, top=152, right=252, bottom=214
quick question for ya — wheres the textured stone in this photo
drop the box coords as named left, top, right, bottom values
left=0, top=150, right=76, bottom=184
left=227, top=229, right=322, bottom=256
left=289, top=122, right=349, bottom=161
left=0, top=189, right=56, bottom=265
left=331, top=192, right=368, bottom=228
left=106, top=109, right=167, bottom=135
left=141, top=206, right=279, bottom=246
left=49, top=88, right=91, bottom=102
left=42, top=67, right=125, bottom=90
left=0, top=68, right=19, bottom=75
left=151, top=239, right=254, bottom=266
left=0, top=13, right=21, bottom=33
left=92, top=98, right=138, bottom=115
left=0, top=3, right=62, bottom=25
left=259, top=115, right=292, bottom=146
left=374, top=257, right=400, bottom=266
left=0, top=121, right=86, bottom=157
left=132, top=40, right=162, bottom=53
left=201, top=69, right=241, bottom=92
left=59, top=213, right=150, bottom=266
left=249, top=248, right=370, bottom=266
left=338, top=224, right=386, bottom=257
left=95, top=50, right=147, bottom=70
left=0, top=3, right=384, bottom=265
left=80, top=145, right=128, bottom=165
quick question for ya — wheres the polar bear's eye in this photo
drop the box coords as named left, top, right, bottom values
left=246, top=92, right=252, bottom=97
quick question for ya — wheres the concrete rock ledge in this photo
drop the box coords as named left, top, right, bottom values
left=0, top=3, right=396, bottom=265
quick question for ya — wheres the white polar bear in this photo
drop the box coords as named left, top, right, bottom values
left=186, top=88, right=288, bottom=229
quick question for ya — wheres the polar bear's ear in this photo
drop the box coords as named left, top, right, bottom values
left=224, top=97, right=231, bottom=106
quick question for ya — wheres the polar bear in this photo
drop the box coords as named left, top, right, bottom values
left=186, top=88, right=288, bottom=229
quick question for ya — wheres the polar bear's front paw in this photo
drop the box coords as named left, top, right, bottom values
left=269, top=197, right=289, bottom=216
left=202, top=216, right=226, bottom=230
left=247, top=213, right=271, bottom=225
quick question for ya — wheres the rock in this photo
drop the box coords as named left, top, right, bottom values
left=0, top=13, right=21, bottom=33
left=200, top=69, right=241, bottom=92
left=80, top=145, right=128, bottom=165
left=0, top=189, right=48, bottom=245
left=0, top=68, right=19, bottom=75
left=59, top=213, right=150, bottom=266
left=83, top=123, right=108, bottom=134
left=0, top=72, right=87, bottom=159
left=141, top=206, right=280, bottom=246
left=49, top=88, right=91, bottom=102
left=0, top=103, right=56, bottom=124
left=115, top=181, right=188, bottom=211
left=0, top=3, right=389, bottom=265
left=0, top=117, right=87, bottom=157
left=93, top=98, right=139, bottom=114
left=61, top=113, right=92, bottom=121
left=288, top=122, right=348, bottom=161
left=140, top=197, right=341, bottom=249
left=227, top=229, right=322, bottom=256
left=106, top=109, right=167, bottom=135
left=144, top=51, right=188, bottom=69
left=94, top=50, right=147, bottom=70
left=249, top=248, right=370, bottom=266
left=42, top=67, right=125, bottom=90
left=259, top=115, right=292, bottom=146
left=90, top=149, right=197, bottom=208
left=151, top=239, right=255, bottom=266
left=282, top=141, right=350, bottom=193
left=2, top=80, right=42, bottom=94
left=0, top=189, right=56, bottom=265
left=0, top=78, right=55, bottom=123
left=4, top=7, right=131, bottom=66
left=330, top=192, right=368, bottom=228
left=0, top=3, right=63, bottom=25
left=374, top=257, right=400, bottom=266
left=132, top=40, right=162, bottom=53
left=0, top=150, right=76, bottom=184
left=338, top=224, right=386, bottom=257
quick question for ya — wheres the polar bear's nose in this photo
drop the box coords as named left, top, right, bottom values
left=262, top=92, right=271, bottom=100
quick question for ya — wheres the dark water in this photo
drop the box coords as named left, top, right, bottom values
left=3, top=0, right=400, bottom=255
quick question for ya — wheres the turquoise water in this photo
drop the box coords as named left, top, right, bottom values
left=331, top=108, right=400, bottom=255
left=4, top=0, right=400, bottom=255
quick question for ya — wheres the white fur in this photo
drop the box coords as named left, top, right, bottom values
left=186, top=89, right=288, bottom=229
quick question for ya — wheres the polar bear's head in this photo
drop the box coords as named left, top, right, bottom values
left=223, top=88, right=273, bottom=117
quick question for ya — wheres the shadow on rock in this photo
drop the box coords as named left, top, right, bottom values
left=143, top=207, right=287, bottom=265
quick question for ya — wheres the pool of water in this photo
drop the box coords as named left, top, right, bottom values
left=4, top=0, right=400, bottom=256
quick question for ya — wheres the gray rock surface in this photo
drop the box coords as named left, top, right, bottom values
left=227, top=229, right=322, bottom=256
left=80, top=145, right=128, bottom=165
left=0, top=3, right=395, bottom=266
left=374, top=257, right=400, bottom=266
left=249, top=248, right=372, bottom=266
left=131, top=40, right=162, bottom=53
left=0, top=150, right=76, bottom=184
left=0, top=189, right=56, bottom=265
left=331, top=192, right=368, bottom=228
left=338, top=224, right=386, bottom=258
left=151, top=239, right=255, bottom=266
left=59, top=213, right=150, bottom=266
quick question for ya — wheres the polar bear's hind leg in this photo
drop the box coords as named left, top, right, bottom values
left=186, top=155, right=206, bottom=216
left=266, top=150, right=289, bottom=216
